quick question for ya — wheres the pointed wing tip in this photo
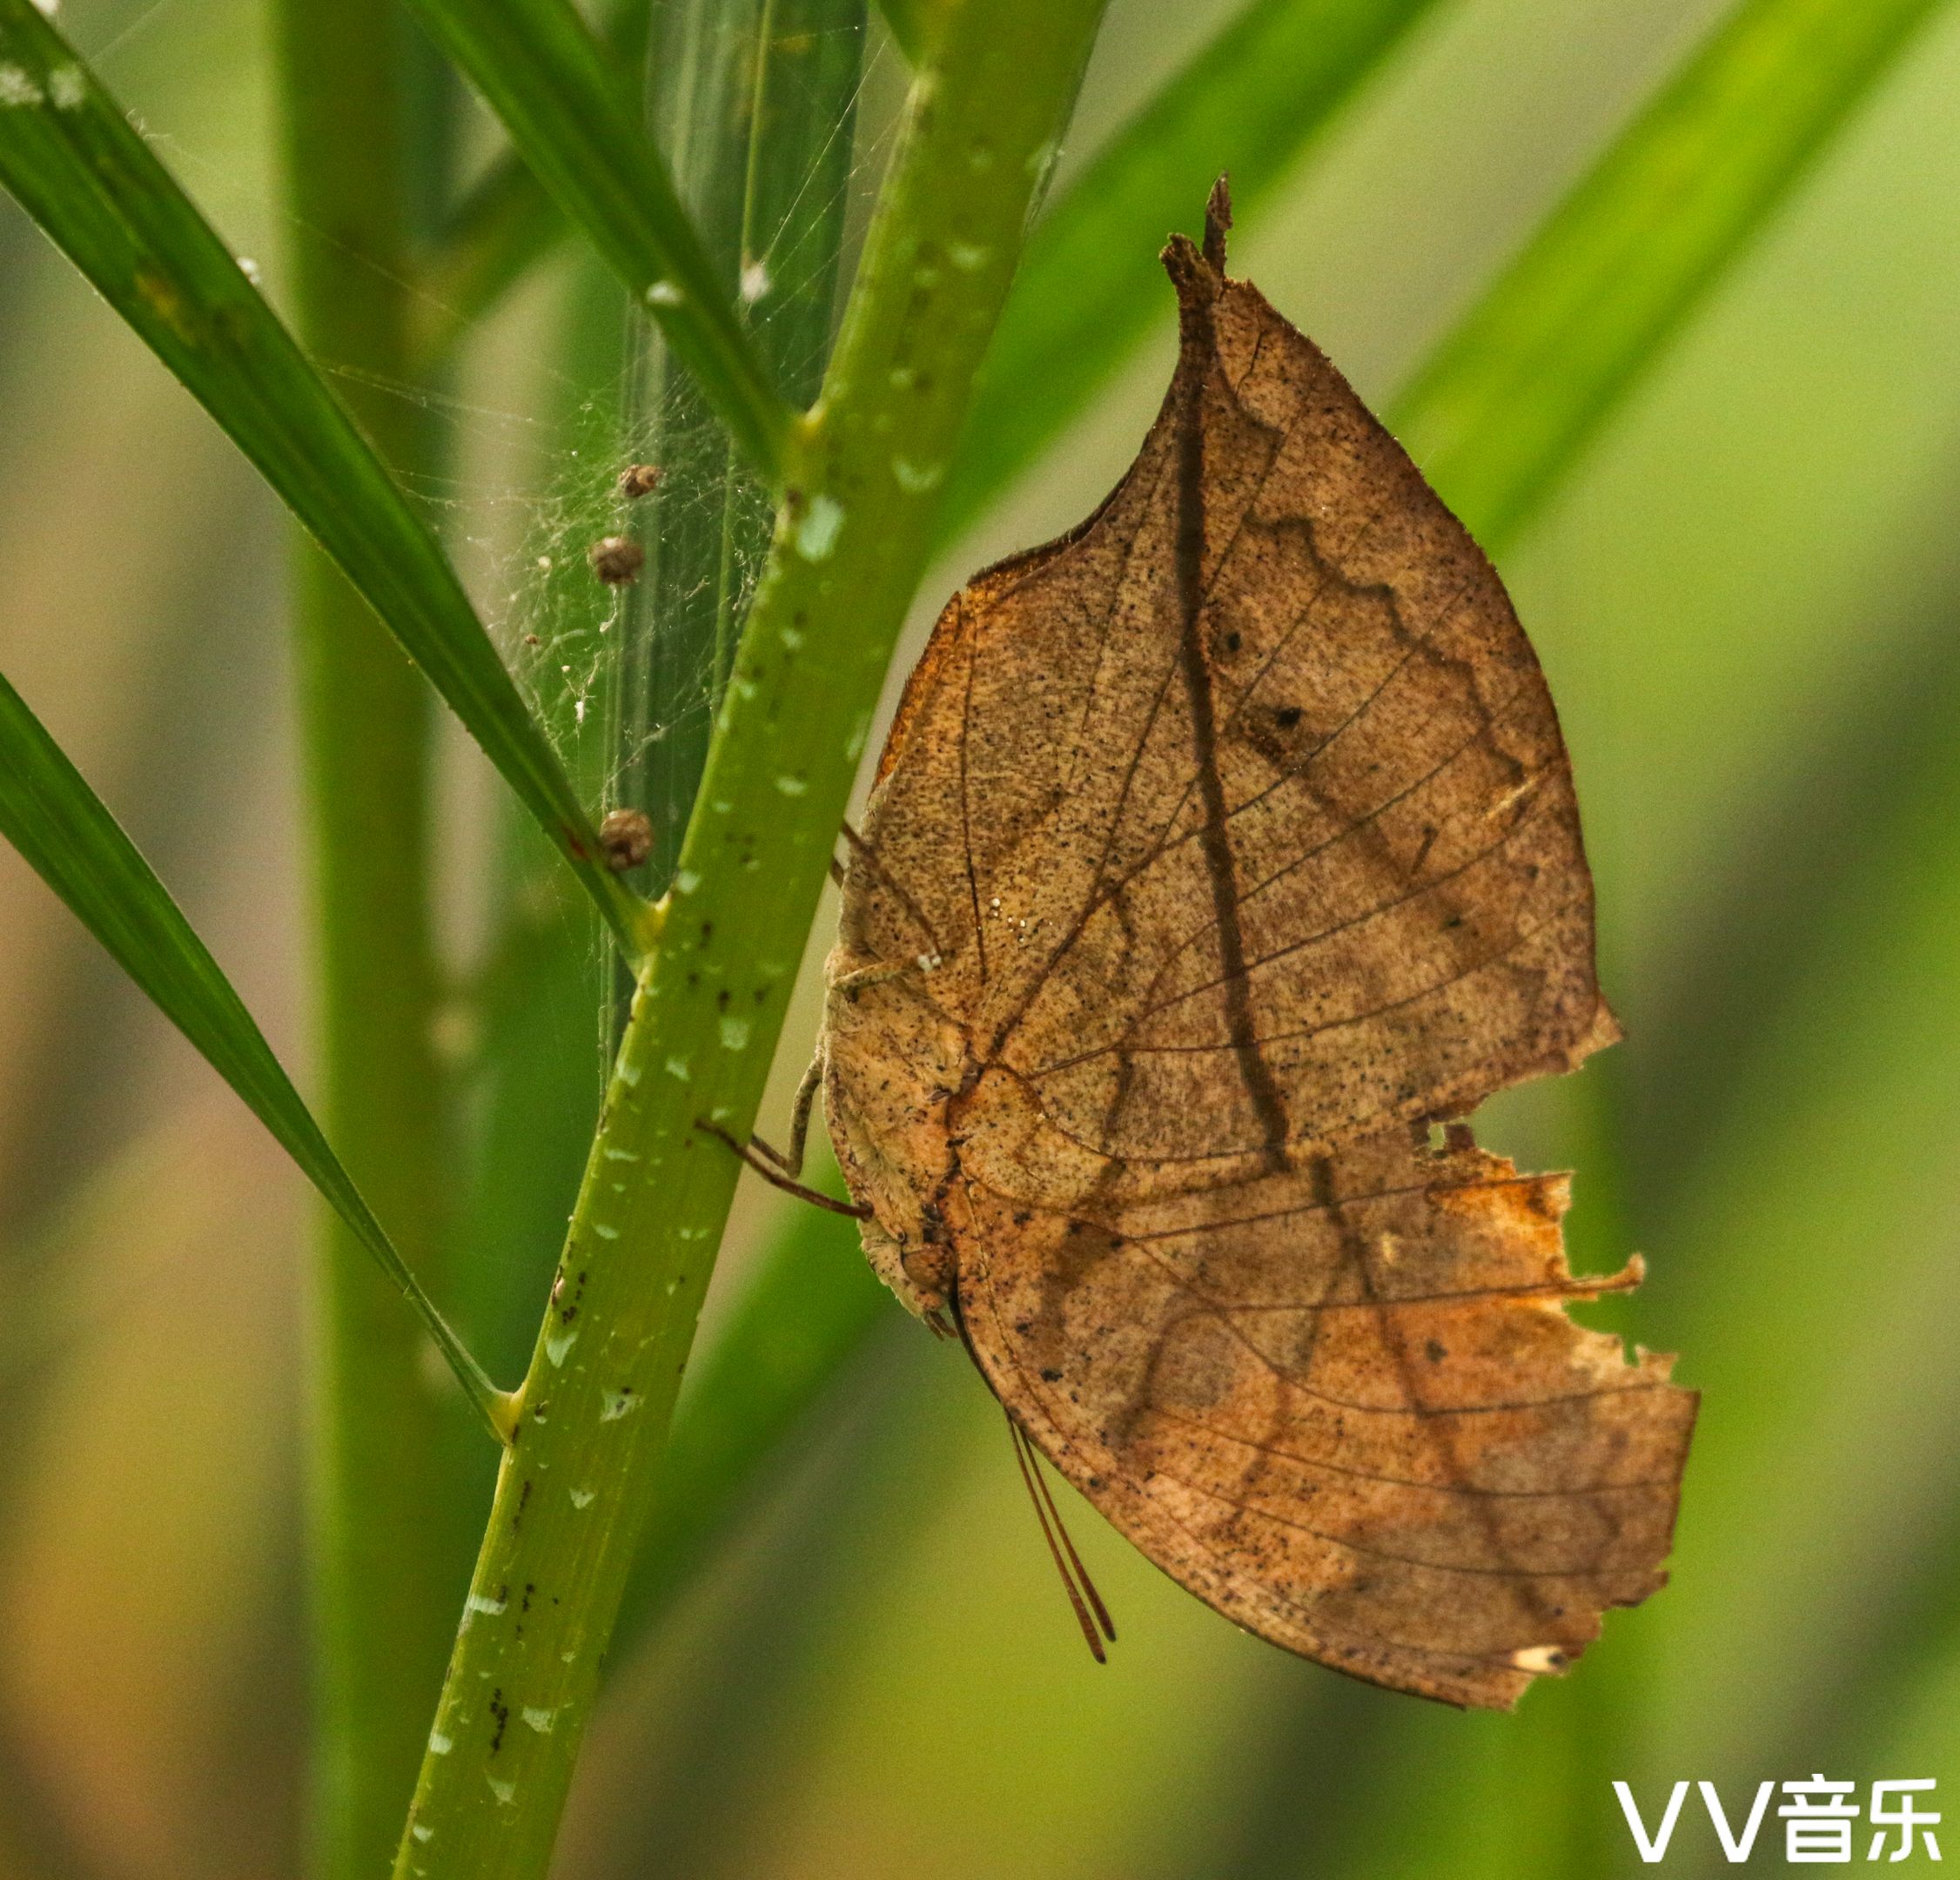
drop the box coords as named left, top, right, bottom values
left=1204, top=174, right=1233, bottom=269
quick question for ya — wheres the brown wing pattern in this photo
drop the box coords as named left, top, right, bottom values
left=842, top=231, right=1615, bottom=1168
left=825, top=195, right=1692, bottom=1705
left=952, top=1132, right=1694, bottom=1707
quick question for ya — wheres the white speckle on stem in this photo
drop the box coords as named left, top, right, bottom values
left=664, top=1056, right=691, bottom=1082
left=521, top=1707, right=559, bottom=1735
left=674, top=868, right=701, bottom=895
left=545, top=1329, right=578, bottom=1368
left=739, top=259, right=770, bottom=304
left=889, top=365, right=916, bottom=390
left=601, top=1389, right=639, bottom=1421
left=947, top=241, right=989, bottom=272
left=427, top=1730, right=453, bottom=1756
left=604, top=1145, right=639, bottom=1163
left=617, top=1059, right=641, bottom=1087
left=411, top=1824, right=434, bottom=1844
left=645, top=279, right=683, bottom=306
left=236, top=254, right=261, bottom=284
left=47, top=65, right=84, bottom=109
left=794, top=494, right=844, bottom=561
left=466, top=1591, right=507, bottom=1616
left=0, top=65, right=44, bottom=107
left=592, top=1222, right=620, bottom=1240
left=893, top=457, right=943, bottom=494
left=775, top=774, right=809, bottom=797
left=570, top=1487, right=595, bottom=1509
left=487, top=1776, right=516, bottom=1806
left=779, top=624, right=805, bottom=650
left=719, top=1016, right=751, bottom=1051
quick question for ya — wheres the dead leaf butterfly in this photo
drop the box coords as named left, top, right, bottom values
left=809, top=181, right=1694, bottom=1708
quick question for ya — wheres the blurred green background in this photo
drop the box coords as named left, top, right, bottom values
left=3, top=0, right=1958, bottom=1875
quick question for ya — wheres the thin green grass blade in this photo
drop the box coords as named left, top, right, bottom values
left=0, top=0, right=641, bottom=950
left=935, top=0, right=1445, bottom=542
left=399, top=0, right=795, bottom=478
left=413, top=0, right=649, bottom=366
left=1622, top=582, right=1960, bottom=1796
left=1395, top=0, right=1952, bottom=545
left=594, top=0, right=1953, bottom=1670
left=0, top=668, right=513, bottom=1440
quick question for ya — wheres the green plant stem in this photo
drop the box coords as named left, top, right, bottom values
left=272, top=5, right=487, bottom=1874
left=615, top=1149, right=889, bottom=1628
left=391, top=8, right=1107, bottom=1871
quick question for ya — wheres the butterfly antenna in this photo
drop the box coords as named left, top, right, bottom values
left=1023, top=1426, right=1117, bottom=1645
left=1005, top=1409, right=1108, bottom=1664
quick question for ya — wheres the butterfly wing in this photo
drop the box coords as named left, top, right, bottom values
left=839, top=232, right=1614, bottom=1172
left=827, top=215, right=1691, bottom=1702
left=950, top=1128, right=1693, bottom=1707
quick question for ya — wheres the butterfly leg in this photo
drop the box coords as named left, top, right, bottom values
left=747, top=1048, right=825, bottom=1178
left=696, top=1045, right=870, bottom=1219
left=696, top=1119, right=870, bottom=1219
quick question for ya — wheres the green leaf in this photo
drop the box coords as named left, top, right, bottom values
left=936, top=0, right=1446, bottom=542
left=399, top=0, right=796, bottom=478
left=1395, top=0, right=1953, bottom=545
left=0, top=667, right=513, bottom=1443
left=0, top=0, right=645, bottom=951
left=416, top=151, right=574, bottom=370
